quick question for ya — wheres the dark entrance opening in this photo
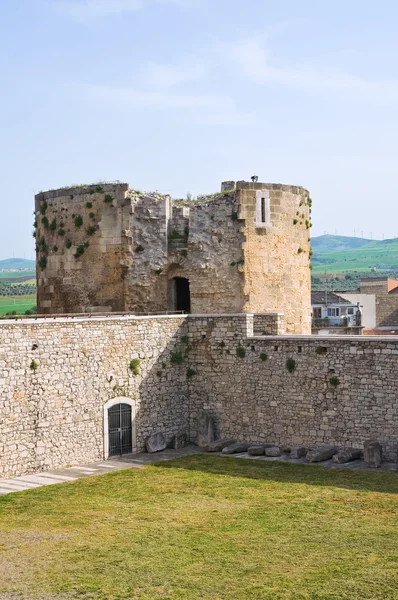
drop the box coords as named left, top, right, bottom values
left=108, top=403, right=132, bottom=456
left=174, top=277, right=191, bottom=313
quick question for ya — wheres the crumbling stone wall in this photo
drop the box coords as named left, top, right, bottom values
left=1, top=314, right=398, bottom=479
left=35, top=180, right=311, bottom=334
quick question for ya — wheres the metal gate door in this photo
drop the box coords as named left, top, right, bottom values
left=108, top=403, right=132, bottom=456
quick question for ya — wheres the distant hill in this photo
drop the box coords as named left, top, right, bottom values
left=311, top=234, right=376, bottom=253
left=0, top=258, right=35, bottom=270
left=311, top=235, right=398, bottom=275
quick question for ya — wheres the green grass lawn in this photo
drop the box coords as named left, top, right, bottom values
left=0, top=294, right=36, bottom=315
left=0, top=455, right=397, bottom=600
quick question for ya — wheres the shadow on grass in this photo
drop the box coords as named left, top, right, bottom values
left=153, top=453, right=398, bottom=494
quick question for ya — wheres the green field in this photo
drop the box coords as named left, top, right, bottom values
left=0, top=270, right=36, bottom=281
left=0, top=455, right=397, bottom=600
left=311, top=236, right=398, bottom=275
left=0, top=294, right=36, bottom=315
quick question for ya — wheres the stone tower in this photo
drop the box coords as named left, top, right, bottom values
left=35, top=179, right=312, bottom=333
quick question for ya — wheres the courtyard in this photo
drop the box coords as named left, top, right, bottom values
left=0, top=454, right=397, bottom=599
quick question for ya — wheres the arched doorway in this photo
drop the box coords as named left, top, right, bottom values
left=103, top=397, right=136, bottom=459
left=169, top=277, right=191, bottom=312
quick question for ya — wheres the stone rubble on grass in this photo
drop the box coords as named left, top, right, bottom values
left=332, top=448, right=362, bottom=464
left=145, top=432, right=167, bottom=453
left=171, top=432, right=187, bottom=450
left=290, top=446, right=307, bottom=459
left=247, top=445, right=265, bottom=456
left=265, top=446, right=281, bottom=457
left=222, top=442, right=251, bottom=454
left=364, top=440, right=382, bottom=468
left=306, top=446, right=338, bottom=463
left=196, top=410, right=215, bottom=448
left=205, top=438, right=236, bottom=452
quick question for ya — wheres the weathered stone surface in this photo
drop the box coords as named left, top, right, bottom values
left=306, top=446, right=337, bottom=463
left=196, top=410, right=215, bottom=448
left=332, top=448, right=362, bottom=464
left=2, top=313, right=398, bottom=481
left=290, top=446, right=307, bottom=459
left=145, top=432, right=167, bottom=453
left=247, top=445, right=265, bottom=456
left=364, top=440, right=382, bottom=468
left=35, top=181, right=311, bottom=335
left=171, top=432, right=187, bottom=450
left=265, top=446, right=281, bottom=457
left=205, top=438, right=236, bottom=452
left=222, top=443, right=251, bottom=454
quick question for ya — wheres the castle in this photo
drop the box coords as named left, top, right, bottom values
left=0, top=179, right=397, bottom=480
left=34, top=180, right=312, bottom=334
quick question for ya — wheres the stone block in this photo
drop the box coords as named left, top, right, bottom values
left=364, top=440, right=382, bottom=468
left=222, top=442, right=251, bottom=454
left=247, top=445, right=265, bottom=456
left=306, top=446, right=337, bottom=463
left=205, top=438, right=236, bottom=452
left=332, top=448, right=362, bottom=464
left=265, top=446, right=281, bottom=457
left=196, top=410, right=215, bottom=448
left=145, top=432, right=167, bottom=453
left=171, top=432, right=187, bottom=450
left=290, top=446, right=307, bottom=459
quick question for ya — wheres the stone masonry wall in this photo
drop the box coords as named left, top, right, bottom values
left=376, top=294, right=398, bottom=327
left=35, top=181, right=311, bottom=334
left=35, top=183, right=132, bottom=313
left=187, top=315, right=398, bottom=462
left=237, top=182, right=311, bottom=334
left=2, top=314, right=397, bottom=479
left=0, top=316, right=189, bottom=478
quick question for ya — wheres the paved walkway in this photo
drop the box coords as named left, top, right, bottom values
left=0, top=446, right=202, bottom=496
left=0, top=446, right=395, bottom=496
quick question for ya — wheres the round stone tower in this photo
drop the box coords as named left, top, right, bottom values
left=230, top=180, right=312, bottom=334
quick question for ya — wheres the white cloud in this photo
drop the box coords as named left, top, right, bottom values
left=216, top=35, right=398, bottom=105
left=143, top=61, right=207, bottom=88
left=71, top=82, right=251, bottom=124
left=55, top=0, right=185, bottom=21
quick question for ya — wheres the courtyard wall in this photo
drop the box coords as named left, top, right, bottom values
left=1, top=314, right=397, bottom=478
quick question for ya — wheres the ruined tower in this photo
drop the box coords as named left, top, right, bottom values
left=35, top=179, right=312, bottom=333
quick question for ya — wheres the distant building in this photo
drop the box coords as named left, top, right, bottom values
left=343, top=277, right=398, bottom=333
left=311, top=291, right=362, bottom=334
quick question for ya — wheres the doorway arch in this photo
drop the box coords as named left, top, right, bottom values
left=169, top=277, right=191, bottom=312
left=103, top=397, right=136, bottom=459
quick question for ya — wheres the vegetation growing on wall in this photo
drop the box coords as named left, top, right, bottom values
left=170, top=351, right=184, bottom=364
left=129, top=358, right=140, bottom=375
left=286, top=358, right=296, bottom=373
left=38, top=256, right=47, bottom=270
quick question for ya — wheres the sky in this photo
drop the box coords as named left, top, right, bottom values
left=1, top=0, right=398, bottom=259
